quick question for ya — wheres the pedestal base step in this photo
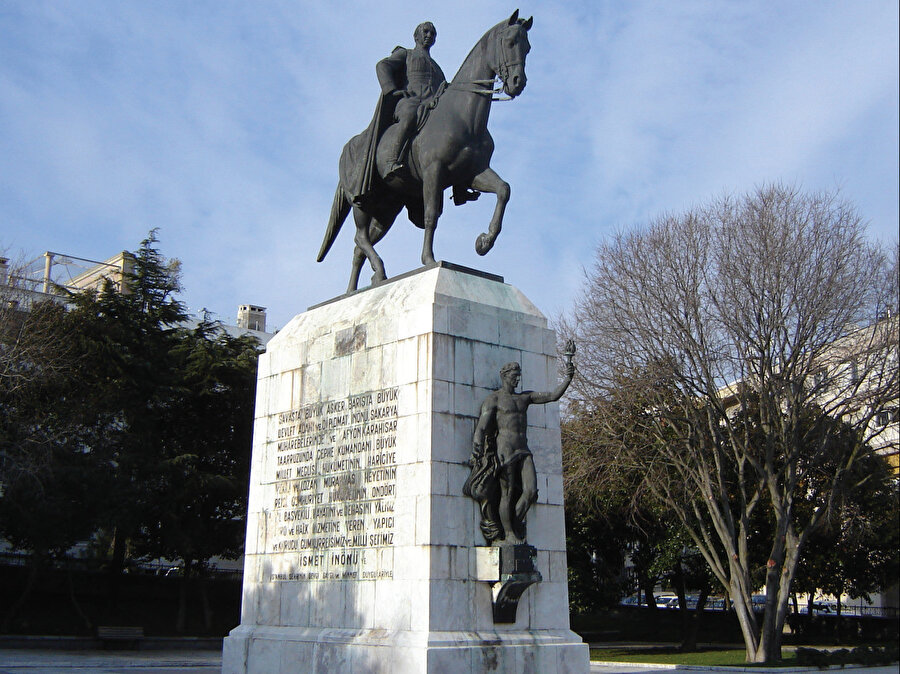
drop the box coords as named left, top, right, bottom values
left=223, top=625, right=589, bottom=673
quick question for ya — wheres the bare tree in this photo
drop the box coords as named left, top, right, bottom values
left=0, top=253, right=76, bottom=389
left=562, top=184, right=898, bottom=663
left=0, top=252, right=76, bottom=511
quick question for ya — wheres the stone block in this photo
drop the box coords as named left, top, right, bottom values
left=350, top=578, right=376, bottom=628
left=280, top=582, right=311, bottom=627
left=432, top=379, right=452, bottom=414
left=427, top=647, right=471, bottom=673
left=549, top=551, right=568, bottom=584
left=429, top=579, right=471, bottom=631
left=394, top=544, right=429, bottom=581
left=541, top=327, right=558, bottom=356
left=521, top=350, right=550, bottom=389
left=222, top=266, right=588, bottom=673
left=449, top=544, right=468, bottom=580
left=256, top=583, right=281, bottom=626
left=430, top=460, right=449, bottom=495
left=432, top=333, right=455, bottom=382
left=314, top=640, right=352, bottom=672
left=429, top=493, right=468, bottom=546
left=497, top=317, right=543, bottom=353
left=545, top=473, right=565, bottom=505
left=395, top=337, right=419, bottom=385
left=374, top=579, right=411, bottom=630
left=473, top=546, right=500, bottom=582
left=246, top=635, right=281, bottom=673
left=221, top=632, right=248, bottom=674
left=391, top=496, right=417, bottom=546
left=299, top=363, right=322, bottom=405
left=320, top=354, right=350, bottom=397
left=452, top=337, right=475, bottom=385
left=415, top=493, right=431, bottom=546
left=350, top=346, right=382, bottom=392
left=429, top=412, right=457, bottom=463
left=278, top=640, right=315, bottom=671
left=453, top=382, right=480, bottom=419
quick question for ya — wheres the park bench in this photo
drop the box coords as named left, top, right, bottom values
left=97, top=625, right=144, bottom=649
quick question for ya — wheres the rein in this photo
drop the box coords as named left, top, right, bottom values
left=448, top=78, right=513, bottom=102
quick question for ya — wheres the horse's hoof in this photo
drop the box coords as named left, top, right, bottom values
left=475, top=233, right=493, bottom=256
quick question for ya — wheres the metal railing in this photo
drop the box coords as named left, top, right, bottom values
left=0, top=551, right=243, bottom=579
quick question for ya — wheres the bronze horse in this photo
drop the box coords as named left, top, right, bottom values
left=317, top=11, right=532, bottom=292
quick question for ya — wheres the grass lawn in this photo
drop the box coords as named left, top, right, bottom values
left=590, top=646, right=798, bottom=667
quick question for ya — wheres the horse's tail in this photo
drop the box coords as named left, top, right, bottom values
left=317, top=184, right=351, bottom=262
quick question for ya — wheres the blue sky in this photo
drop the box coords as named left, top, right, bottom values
left=1, top=1, right=897, bottom=331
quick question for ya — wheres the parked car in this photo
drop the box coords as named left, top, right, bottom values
left=655, top=594, right=678, bottom=608
left=705, top=597, right=734, bottom=611
left=797, top=601, right=837, bottom=614
left=619, top=595, right=642, bottom=606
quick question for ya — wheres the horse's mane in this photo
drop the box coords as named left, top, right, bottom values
left=451, top=17, right=526, bottom=84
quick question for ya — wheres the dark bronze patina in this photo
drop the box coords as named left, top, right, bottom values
left=317, top=11, right=533, bottom=291
left=493, top=544, right=542, bottom=623
left=464, top=340, right=576, bottom=545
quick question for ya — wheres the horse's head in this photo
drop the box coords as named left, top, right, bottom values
left=494, top=10, right=532, bottom=98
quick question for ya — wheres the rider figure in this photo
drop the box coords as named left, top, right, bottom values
left=376, top=22, right=446, bottom=180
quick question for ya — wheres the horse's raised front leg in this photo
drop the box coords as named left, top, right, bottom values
left=470, top=167, right=510, bottom=256
left=350, top=207, right=387, bottom=291
left=420, top=165, right=445, bottom=266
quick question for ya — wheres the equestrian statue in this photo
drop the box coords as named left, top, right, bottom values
left=316, top=11, right=533, bottom=292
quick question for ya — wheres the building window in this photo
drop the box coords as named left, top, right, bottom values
left=875, top=408, right=898, bottom=428
left=812, top=370, right=826, bottom=389
left=848, top=359, right=860, bottom=385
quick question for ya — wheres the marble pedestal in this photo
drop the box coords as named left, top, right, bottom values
left=222, top=264, right=589, bottom=673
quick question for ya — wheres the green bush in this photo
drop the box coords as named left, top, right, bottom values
left=796, top=645, right=899, bottom=668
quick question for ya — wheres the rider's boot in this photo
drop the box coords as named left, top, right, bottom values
left=384, top=117, right=414, bottom=181
left=384, top=141, right=408, bottom=181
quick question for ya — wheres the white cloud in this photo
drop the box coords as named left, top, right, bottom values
left=0, top=0, right=896, bottom=329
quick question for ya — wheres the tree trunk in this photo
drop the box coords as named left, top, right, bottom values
left=66, top=567, right=93, bottom=632
left=2, top=558, right=39, bottom=631
left=753, top=537, right=799, bottom=663
left=681, top=584, right=709, bottom=653
left=729, top=578, right=761, bottom=662
left=835, top=594, right=843, bottom=642
left=107, top=526, right=128, bottom=608
left=754, top=608, right=784, bottom=663
left=111, top=527, right=128, bottom=574
left=199, top=572, right=213, bottom=632
left=176, top=559, right=192, bottom=634
left=787, top=593, right=799, bottom=636
left=805, top=593, right=815, bottom=634
left=638, top=572, right=657, bottom=610
left=672, top=558, right=697, bottom=652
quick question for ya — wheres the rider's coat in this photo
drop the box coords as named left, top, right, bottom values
left=376, top=45, right=446, bottom=109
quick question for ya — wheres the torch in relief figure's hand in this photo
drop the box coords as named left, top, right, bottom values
left=563, top=339, right=576, bottom=378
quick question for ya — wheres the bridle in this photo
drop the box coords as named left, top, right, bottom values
left=449, top=25, right=527, bottom=102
